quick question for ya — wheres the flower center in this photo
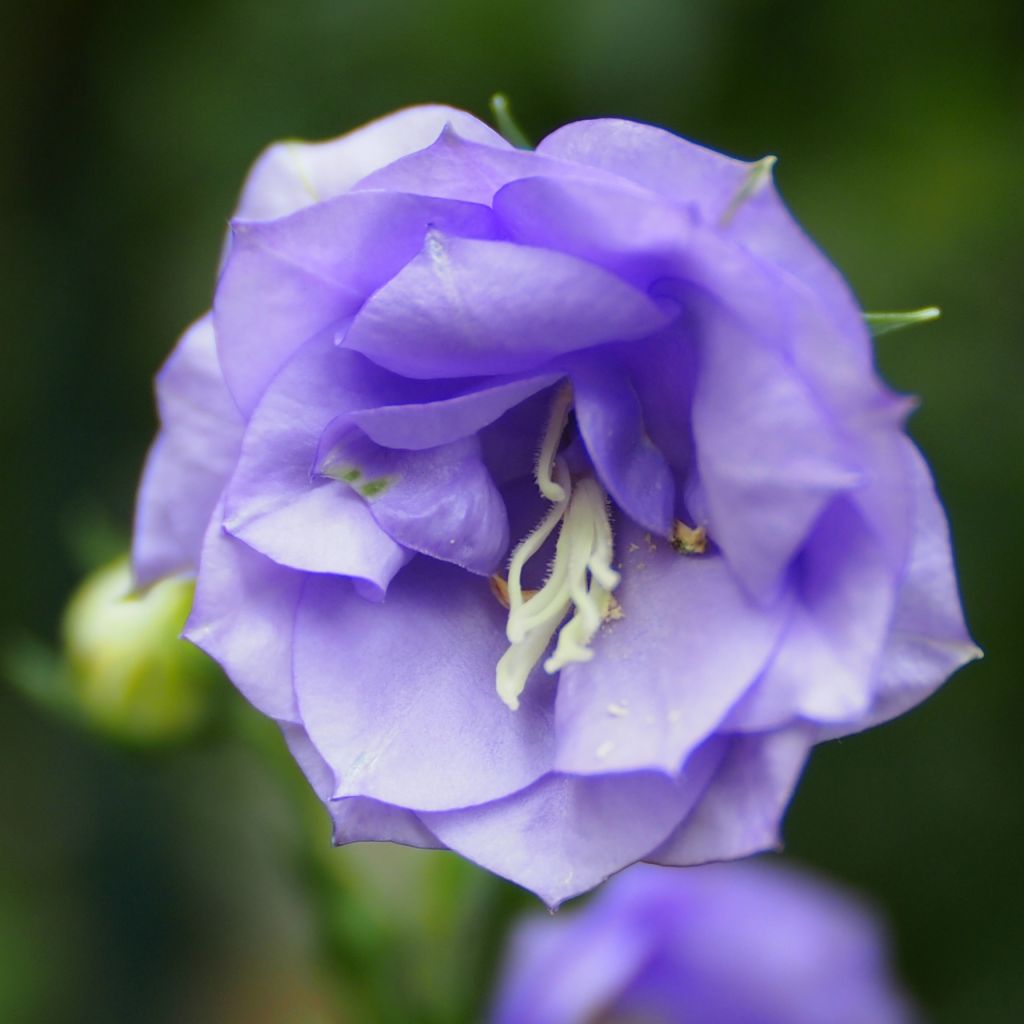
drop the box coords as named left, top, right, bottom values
left=494, top=385, right=622, bottom=710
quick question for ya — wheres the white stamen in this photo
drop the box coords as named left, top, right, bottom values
left=496, top=393, right=622, bottom=710
left=535, top=383, right=573, bottom=502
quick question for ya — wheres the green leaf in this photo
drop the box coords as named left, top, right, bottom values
left=488, top=93, right=533, bottom=149
left=864, top=307, right=941, bottom=336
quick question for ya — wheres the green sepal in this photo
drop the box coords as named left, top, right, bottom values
left=864, top=307, right=941, bottom=337
left=488, top=93, right=533, bottom=150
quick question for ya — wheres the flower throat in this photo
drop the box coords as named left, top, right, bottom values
left=492, top=385, right=621, bottom=710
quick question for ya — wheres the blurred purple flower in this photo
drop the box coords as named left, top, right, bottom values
left=491, top=860, right=917, bottom=1024
left=134, top=105, right=978, bottom=906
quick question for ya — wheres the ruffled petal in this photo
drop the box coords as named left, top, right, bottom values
left=215, top=191, right=497, bottom=413
left=351, top=125, right=605, bottom=204
left=647, top=726, right=813, bottom=866
left=724, top=498, right=896, bottom=732
left=133, top=315, right=244, bottom=588
left=538, top=119, right=868, bottom=344
left=234, top=105, right=508, bottom=221
left=838, top=441, right=980, bottom=733
left=690, top=291, right=862, bottom=600
left=554, top=521, right=789, bottom=775
left=493, top=174, right=695, bottom=288
left=343, top=232, right=671, bottom=379
left=571, top=355, right=675, bottom=536
left=184, top=508, right=303, bottom=722
left=318, top=425, right=508, bottom=576
left=422, top=741, right=724, bottom=909
left=222, top=336, right=409, bottom=594
left=292, top=563, right=555, bottom=812
left=538, top=119, right=749, bottom=223
left=330, top=796, right=442, bottom=850
left=351, top=372, right=560, bottom=451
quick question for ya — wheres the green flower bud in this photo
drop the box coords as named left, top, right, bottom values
left=62, top=557, right=214, bottom=743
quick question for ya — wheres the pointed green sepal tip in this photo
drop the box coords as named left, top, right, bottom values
left=488, top=93, right=533, bottom=150
left=719, top=155, right=777, bottom=227
left=864, top=307, right=941, bottom=337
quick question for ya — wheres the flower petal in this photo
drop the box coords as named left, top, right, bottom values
left=690, top=291, right=862, bottom=600
left=352, top=124, right=599, bottom=204
left=493, top=174, right=695, bottom=288
left=647, top=726, right=813, bottom=866
left=318, top=425, right=509, bottom=576
left=724, top=498, right=896, bottom=732
left=343, top=233, right=671, bottom=379
left=554, top=522, right=789, bottom=775
left=184, top=508, right=303, bottom=723
left=571, top=355, right=675, bottom=536
left=133, top=315, right=244, bottom=588
left=222, top=336, right=409, bottom=594
left=215, top=192, right=497, bottom=413
left=835, top=441, right=980, bottom=733
left=423, top=741, right=724, bottom=909
left=330, top=795, right=442, bottom=850
left=292, top=563, right=555, bottom=812
left=235, top=105, right=509, bottom=221
left=538, top=118, right=866, bottom=339
left=351, top=372, right=561, bottom=451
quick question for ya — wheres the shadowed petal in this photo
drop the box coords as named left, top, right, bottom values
left=344, top=233, right=671, bottom=379
left=690, top=291, right=862, bottom=600
left=133, top=315, right=244, bottom=588
left=571, top=356, right=675, bottom=535
left=293, top=563, right=555, bottom=812
left=725, top=498, right=896, bottom=732
left=352, top=372, right=560, bottom=450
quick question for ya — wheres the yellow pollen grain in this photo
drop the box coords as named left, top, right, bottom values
left=606, top=702, right=629, bottom=718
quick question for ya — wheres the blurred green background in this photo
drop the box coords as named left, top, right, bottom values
left=2, top=0, right=1020, bottom=1020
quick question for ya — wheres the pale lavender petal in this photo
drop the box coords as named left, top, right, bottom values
left=555, top=521, right=788, bottom=775
left=423, top=742, right=723, bottom=908
left=184, top=508, right=302, bottom=723
left=690, top=290, right=862, bottom=600
left=648, top=727, right=813, bottom=866
left=318, top=425, right=508, bottom=575
left=293, top=564, right=555, bottom=812
left=571, top=356, right=675, bottom=535
left=133, top=315, right=243, bottom=587
left=215, top=192, right=497, bottom=413
left=235, top=105, right=509, bottom=221
left=344, top=232, right=671, bottom=379
left=222, top=336, right=409, bottom=594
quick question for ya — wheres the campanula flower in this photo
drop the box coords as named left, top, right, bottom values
left=134, top=105, right=978, bottom=905
left=491, top=861, right=917, bottom=1024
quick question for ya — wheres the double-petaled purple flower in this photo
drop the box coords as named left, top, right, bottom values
left=491, top=860, right=917, bottom=1023
left=134, top=105, right=977, bottom=906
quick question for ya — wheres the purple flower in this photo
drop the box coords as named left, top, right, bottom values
left=491, top=860, right=918, bottom=1024
left=134, top=105, right=978, bottom=906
